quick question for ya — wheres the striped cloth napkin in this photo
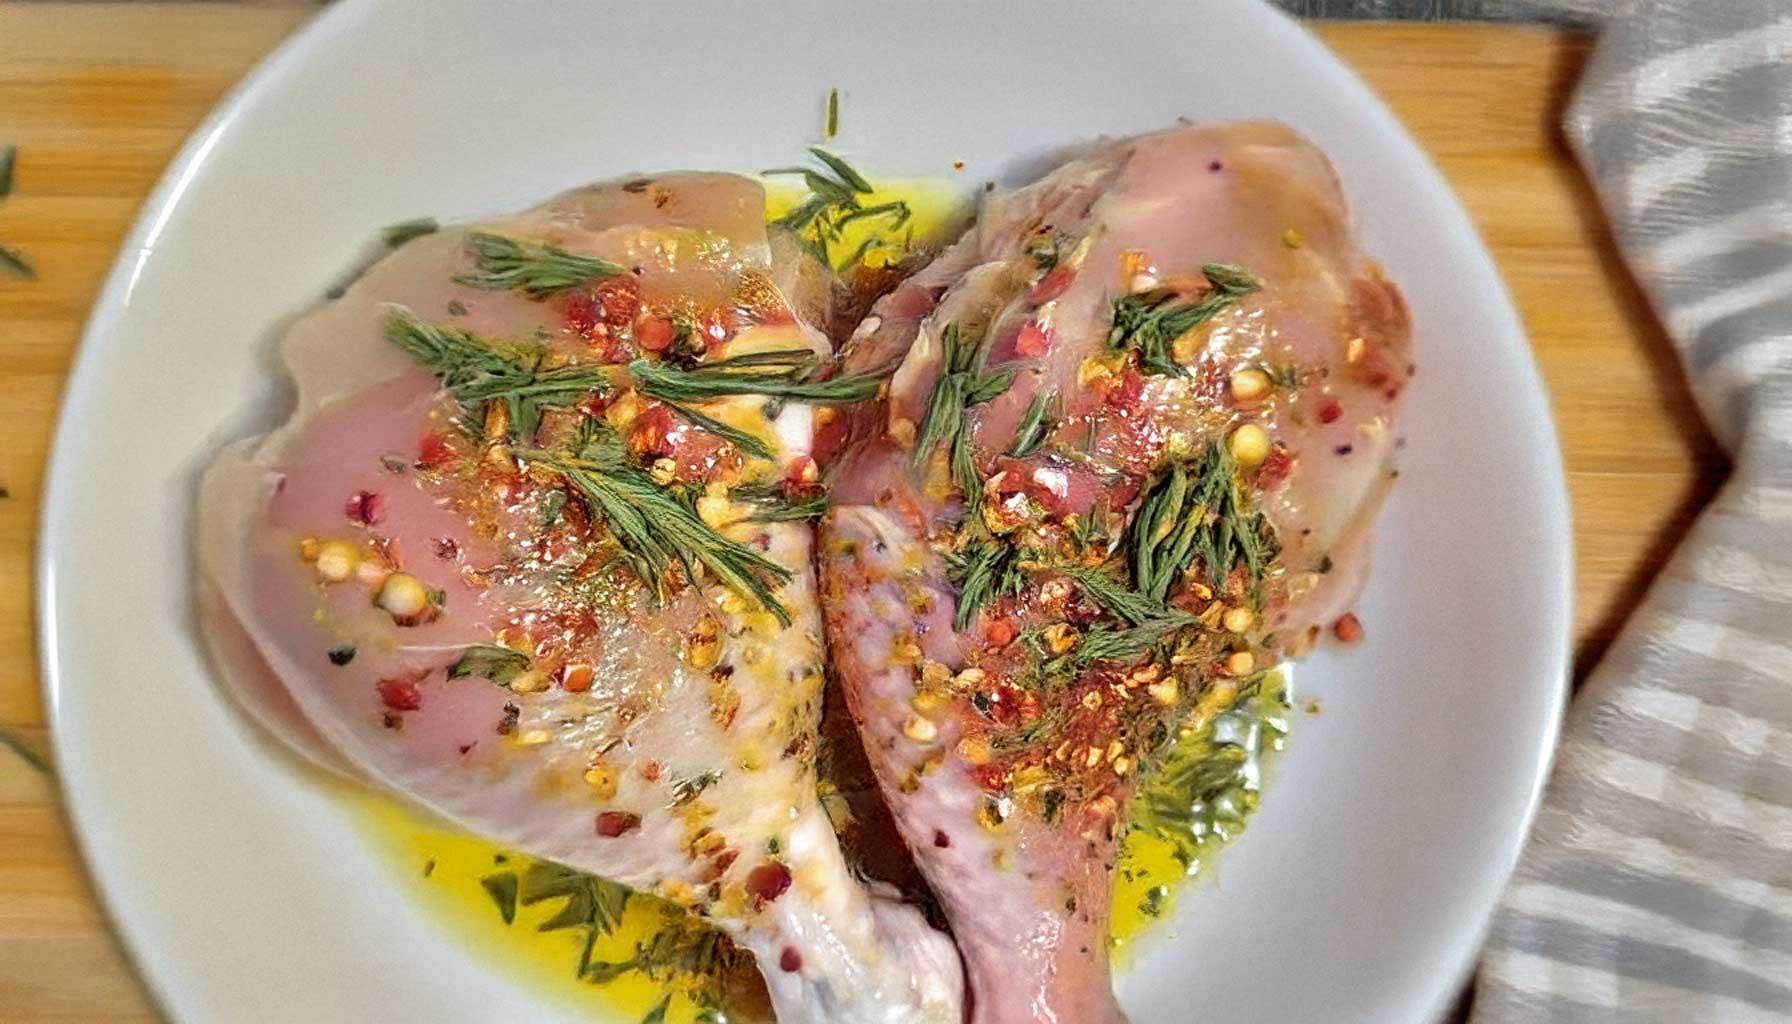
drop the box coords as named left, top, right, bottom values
left=1472, top=2, right=1792, bottom=1021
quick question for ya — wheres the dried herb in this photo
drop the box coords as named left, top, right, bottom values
left=1108, top=263, right=1259, bottom=376
left=447, top=644, right=530, bottom=686
left=455, top=232, right=626, bottom=298
left=381, top=217, right=439, bottom=248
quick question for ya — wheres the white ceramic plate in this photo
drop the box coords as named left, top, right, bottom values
left=39, top=2, right=1571, bottom=1021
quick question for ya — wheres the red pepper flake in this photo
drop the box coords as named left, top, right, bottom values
left=1317, top=397, right=1343, bottom=424
left=1015, top=321, right=1052, bottom=357
left=779, top=947, right=803, bottom=973
left=1028, top=265, right=1075, bottom=305
left=641, top=761, right=663, bottom=782
left=745, top=862, right=792, bottom=906
left=635, top=315, right=675, bottom=352
left=1333, top=613, right=1365, bottom=644
left=557, top=664, right=594, bottom=693
left=1106, top=365, right=1145, bottom=410
left=432, top=537, right=461, bottom=561
left=984, top=618, right=1016, bottom=649
left=1256, top=447, right=1294, bottom=490
left=595, top=811, right=642, bottom=838
left=377, top=676, right=423, bottom=711
left=345, top=490, right=384, bottom=525
left=417, top=431, right=456, bottom=469
left=561, top=291, right=602, bottom=337
left=933, top=830, right=951, bottom=848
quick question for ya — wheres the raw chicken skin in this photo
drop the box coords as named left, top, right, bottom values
left=198, top=174, right=961, bottom=1024
left=819, top=123, right=1411, bottom=1023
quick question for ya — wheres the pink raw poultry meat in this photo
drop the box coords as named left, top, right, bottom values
left=198, top=173, right=962, bottom=1024
left=818, top=122, right=1411, bottom=1023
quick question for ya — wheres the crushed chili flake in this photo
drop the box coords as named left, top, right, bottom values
left=779, top=947, right=803, bottom=972
left=345, top=490, right=385, bottom=525
left=417, top=431, right=456, bottom=469
left=595, top=811, right=642, bottom=837
left=1029, top=265, right=1076, bottom=305
left=1016, top=321, right=1053, bottom=357
left=1256, top=447, right=1294, bottom=489
left=1333, top=613, right=1365, bottom=644
left=1317, top=397, right=1343, bottom=424
left=432, top=537, right=461, bottom=561
left=376, top=676, right=423, bottom=711
left=933, top=830, right=951, bottom=848
left=635, top=315, right=675, bottom=352
left=745, top=861, right=792, bottom=905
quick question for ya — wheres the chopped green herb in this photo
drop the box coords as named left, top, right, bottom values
left=1005, top=390, right=1058, bottom=458
left=824, top=88, right=840, bottom=139
left=1061, top=565, right=1162, bottom=626
left=1108, top=263, right=1260, bottom=376
left=455, top=232, right=626, bottom=298
left=480, top=871, right=520, bottom=925
left=944, top=540, right=1032, bottom=631
left=912, top=322, right=1016, bottom=503
left=657, top=398, right=775, bottom=461
left=1129, top=441, right=1276, bottom=605
left=381, top=217, right=439, bottom=248
left=447, top=644, right=530, bottom=686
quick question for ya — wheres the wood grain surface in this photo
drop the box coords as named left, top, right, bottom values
left=0, top=6, right=1727, bottom=1021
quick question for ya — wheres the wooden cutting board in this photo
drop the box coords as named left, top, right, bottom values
left=0, top=6, right=1726, bottom=1021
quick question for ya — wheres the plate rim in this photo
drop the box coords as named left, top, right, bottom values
left=34, top=1, right=1576, bottom=1020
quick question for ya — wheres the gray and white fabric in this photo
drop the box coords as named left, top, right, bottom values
left=1472, top=2, right=1792, bottom=1021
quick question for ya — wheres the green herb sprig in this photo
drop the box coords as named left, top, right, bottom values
left=912, top=322, right=1017, bottom=509
left=385, top=308, right=610, bottom=438
left=1005, top=390, right=1058, bottom=458
left=456, top=232, right=626, bottom=298
left=1108, top=263, right=1259, bottom=376
left=944, top=540, right=1035, bottom=630
left=766, top=148, right=910, bottom=272
left=519, top=431, right=793, bottom=624
left=1130, top=441, right=1275, bottom=605
left=629, top=355, right=883, bottom=406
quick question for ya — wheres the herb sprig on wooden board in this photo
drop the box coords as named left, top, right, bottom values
left=765, top=148, right=911, bottom=272
left=519, top=430, right=794, bottom=624
left=456, top=231, right=627, bottom=298
left=0, top=144, right=34, bottom=280
left=1108, top=263, right=1259, bottom=376
left=913, top=322, right=1017, bottom=508
left=385, top=308, right=610, bottom=438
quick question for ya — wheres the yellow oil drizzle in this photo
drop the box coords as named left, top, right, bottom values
left=346, top=792, right=722, bottom=1023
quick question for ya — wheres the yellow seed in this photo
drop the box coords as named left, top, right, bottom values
left=1281, top=227, right=1305, bottom=249
left=508, top=670, right=550, bottom=694
left=920, top=660, right=952, bottom=687
left=1226, top=650, right=1257, bottom=676
left=891, top=637, right=923, bottom=664
left=686, top=636, right=721, bottom=671
left=952, top=667, right=987, bottom=690
left=482, top=401, right=510, bottom=441
left=1043, top=623, right=1078, bottom=655
left=1223, top=606, right=1256, bottom=633
left=1148, top=679, right=1180, bottom=705
left=314, top=540, right=360, bottom=582
left=1080, top=690, right=1103, bottom=710
left=887, top=417, right=917, bottom=449
left=911, top=690, right=945, bottom=714
left=1084, top=745, right=1103, bottom=768
left=583, top=765, right=618, bottom=799
left=1345, top=336, right=1366, bottom=363
left=375, top=572, right=429, bottom=617
left=978, top=796, right=1012, bottom=831
left=902, top=714, right=938, bottom=743
left=917, top=753, right=944, bottom=777
left=696, top=493, right=739, bottom=529
left=1113, top=756, right=1133, bottom=776
left=1011, top=764, right=1051, bottom=793
left=1228, top=423, right=1271, bottom=468
left=1172, top=327, right=1206, bottom=366
left=649, top=457, right=678, bottom=486
left=1105, top=740, right=1125, bottom=763
left=517, top=729, right=551, bottom=746
left=957, top=735, right=992, bottom=766
left=298, top=537, right=321, bottom=561
left=1229, top=368, right=1272, bottom=405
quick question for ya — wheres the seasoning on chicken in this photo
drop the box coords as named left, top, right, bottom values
left=819, top=122, right=1411, bottom=1023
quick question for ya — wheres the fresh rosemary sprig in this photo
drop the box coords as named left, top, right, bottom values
left=657, top=398, right=775, bottom=461
left=385, top=308, right=610, bottom=438
left=1108, top=263, right=1260, bottom=376
left=381, top=217, right=439, bottom=248
left=912, top=322, right=1017, bottom=505
left=765, top=148, right=910, bottom=272
left=732, top=482, right=828, bottom=523
left=1006, top=390, right=1058, bottom=458
left=1061, top=565, right=1163, bottom=626
left=945, top=540, right=1035, bottom=630
left=519, top=432, right=794, bottom=623
left=1051, top=611, right=1197, bottom=674
left=455, top=232, right=627, bottom=298
left=1129, top=441, right=1276, bottom=605
left=629, top=356, right=883, bottom=406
